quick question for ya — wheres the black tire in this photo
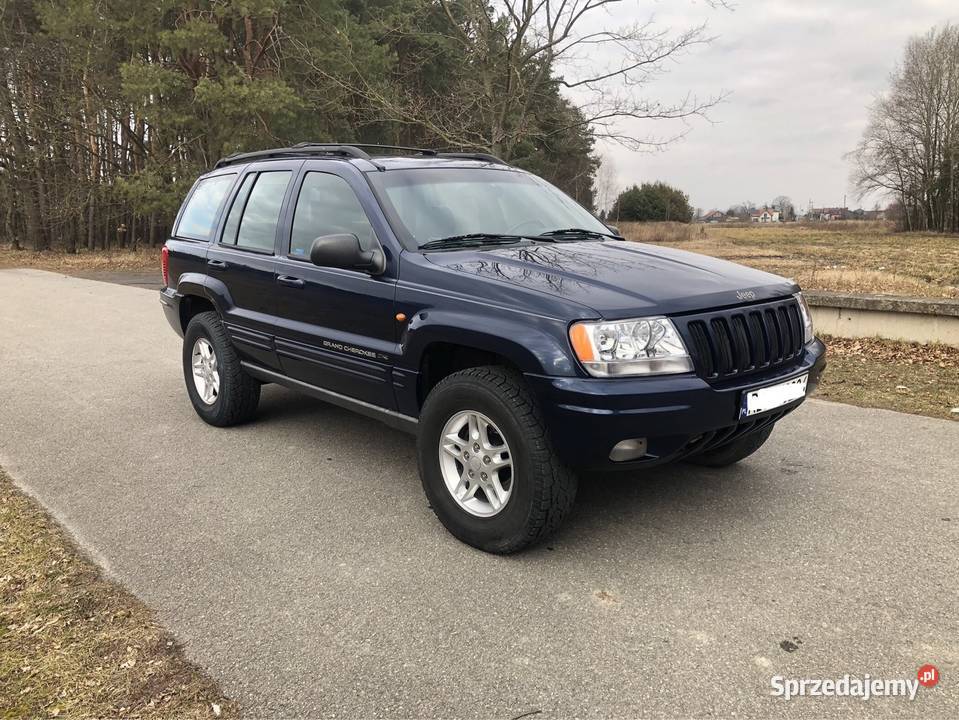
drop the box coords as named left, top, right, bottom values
left=182, top=311, right=260, bottom=427
left=417, top=366, right=577, bottom=554
left=686, top=423, right=775, bottom=468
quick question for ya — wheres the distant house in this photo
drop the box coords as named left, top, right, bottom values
left=750, top=208, right=780, bottom=223
left=812, top=207, right=847, bottom=221
left=701, top=209, right=726, bottom=223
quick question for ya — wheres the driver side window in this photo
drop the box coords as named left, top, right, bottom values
left=290, top=172, right=377, bottom=259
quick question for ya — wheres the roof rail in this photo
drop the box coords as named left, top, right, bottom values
left=213, top=143, right=509, bottom=169
left=213, top=144, right=375, bottom=169
left=334, top=144, right=507, bottom=165
left=436, top=151, right=507, bottom=165
left=312, top=143, right=439, bottom=156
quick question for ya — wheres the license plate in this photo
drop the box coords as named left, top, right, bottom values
left=740, top=374, right=808, bottom=418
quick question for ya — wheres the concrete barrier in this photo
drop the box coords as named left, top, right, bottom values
left=806, top=291, right=959, bottom=347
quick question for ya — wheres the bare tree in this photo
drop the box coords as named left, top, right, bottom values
left=594, top=155, right=618, bottom=214
left=850, top=24, right=959, bottom=232
left=771, top=195, right=794, bottom=221
left=290, top=0, right=728, bottom=159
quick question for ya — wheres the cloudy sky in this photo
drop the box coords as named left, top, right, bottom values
left=579, top=0, right=958, bottom=214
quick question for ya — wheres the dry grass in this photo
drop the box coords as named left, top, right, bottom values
left=815, top=335, right=959, bottom=420
left=0, top=470, right=238, bottom=719
left=620, top=221, right=959, bottom=299
left=5, top=223, right=957, bottom=298
left=621, top=221, right=699, bottom=244
left=0, top=245, right=159, bottom=272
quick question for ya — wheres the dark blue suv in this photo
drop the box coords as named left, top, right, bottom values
left=160, top=143, right=826, bottom=553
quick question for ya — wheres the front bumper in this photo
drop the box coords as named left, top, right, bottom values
left=525, top=338, right=826, bottom=470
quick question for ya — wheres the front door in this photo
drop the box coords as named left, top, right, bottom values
left=272, top=166, right=399, bottom=410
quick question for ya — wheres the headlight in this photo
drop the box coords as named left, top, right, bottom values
left=569, top=317, right=693, bottom=377
left=794, top=292, right=814, bottom=344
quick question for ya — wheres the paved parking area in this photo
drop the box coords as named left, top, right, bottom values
left=0, top=269, right=956, bottom=718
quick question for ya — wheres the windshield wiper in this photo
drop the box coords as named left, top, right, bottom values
left=539, top=227, right=620, bottom=240
left=419, top=233, right=528, bottom=250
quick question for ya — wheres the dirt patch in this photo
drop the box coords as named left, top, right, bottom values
left=814, top=335, right=959, bottom=420
left=0, top=470, right=238, bottom=719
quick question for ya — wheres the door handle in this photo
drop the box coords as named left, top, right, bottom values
left=207, top=259, right=228, bottom=269
left=277, top=275, right=305, bottom=288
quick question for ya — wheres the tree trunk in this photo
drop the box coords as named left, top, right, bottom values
left=0, top=90, right=45, bottom=251
left=4, top=198, right=18, bottom=250
left=86, top=195, right=96, bottom=250
left=148, top=213, right=157, bottom=247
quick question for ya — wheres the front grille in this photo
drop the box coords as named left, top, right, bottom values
left=679, top=298, right=804, bottom=381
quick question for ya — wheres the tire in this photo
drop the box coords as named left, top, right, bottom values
left=686, top=423, right=775, bottom=468
left=182, top=311, right=260, bottom=427
left=417, top=366, right=577, bottom=554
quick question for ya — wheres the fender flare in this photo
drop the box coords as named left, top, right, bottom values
left=173, top=273, right=234, bottom=330
left=198, top=274, right=235, bottom=315
left=175, top=273, right=234, bottom=312
left=174, top=273, right=207, bottom=300
left=402, top=308, right=577, bottom=377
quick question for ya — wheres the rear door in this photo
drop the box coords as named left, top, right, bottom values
left=169, top=171, right=237, bottom=283
left=271, top=162, right=399, bottom=409
left=205, top=160, right=300, bottom=370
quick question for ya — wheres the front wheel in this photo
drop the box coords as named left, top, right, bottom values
left=417, top=366, right=577, bottom=554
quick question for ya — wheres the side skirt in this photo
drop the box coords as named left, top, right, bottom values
left=240, top=362, right=418, bottom=435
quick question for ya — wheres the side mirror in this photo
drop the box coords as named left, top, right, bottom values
left=605, top=224, right=621, bottom=237
left=310, top=233, right=385, bottom=275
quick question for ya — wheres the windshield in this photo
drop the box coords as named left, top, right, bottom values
left=368, top=168, right=611, bottom=249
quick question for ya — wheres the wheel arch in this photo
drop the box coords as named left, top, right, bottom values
left=416, top=341, right=522, bottom=408
left=178, top=293, right=217, bottom=333
left=408, top=312, right=577, bottom=409
left=175, top=274, right=232, bottom=332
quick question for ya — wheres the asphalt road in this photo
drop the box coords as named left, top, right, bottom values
left=66, top=268, right=164, bottom=291
left=0, top=268, right=956, bottom=719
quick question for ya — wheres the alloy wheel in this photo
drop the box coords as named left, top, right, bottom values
left=438, top=410, right=514, bottom=517
left=191, top=337, right=220, bottom=405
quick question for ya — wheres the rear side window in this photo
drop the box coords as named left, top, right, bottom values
left=290, top=172, right=377, bottom=258
left=231, top=171, right=291, bottom=252
left=176, top=174, right=235, bottom=241
left=221, top=174, right=257, bottom=245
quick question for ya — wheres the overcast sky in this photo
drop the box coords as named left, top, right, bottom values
left=582, top=0, right=958, bottom=214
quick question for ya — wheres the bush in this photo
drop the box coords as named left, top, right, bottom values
left=610, top=182, right=693, bottom=223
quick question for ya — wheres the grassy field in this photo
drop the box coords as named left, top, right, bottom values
left=620, top=220, right=959, bottom=299
left=0, top=470, right=238, bottom=719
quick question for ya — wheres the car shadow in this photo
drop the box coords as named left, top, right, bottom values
left=251, top=383, right=774, bottom=554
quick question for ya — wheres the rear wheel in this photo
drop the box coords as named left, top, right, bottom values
left=182, top=311, right=260, bottom=426
left=417, top=366, right=577, bottom=554
left=686, top=424, right=775, bottom=468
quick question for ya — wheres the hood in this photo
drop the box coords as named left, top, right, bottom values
left=423, top=240, right=798, bottom=318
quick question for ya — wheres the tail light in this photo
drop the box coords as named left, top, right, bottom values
left=161, top=245, right=170, bottom=287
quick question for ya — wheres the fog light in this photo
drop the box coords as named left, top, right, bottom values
left=609, top=438, right=648, bottom=462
